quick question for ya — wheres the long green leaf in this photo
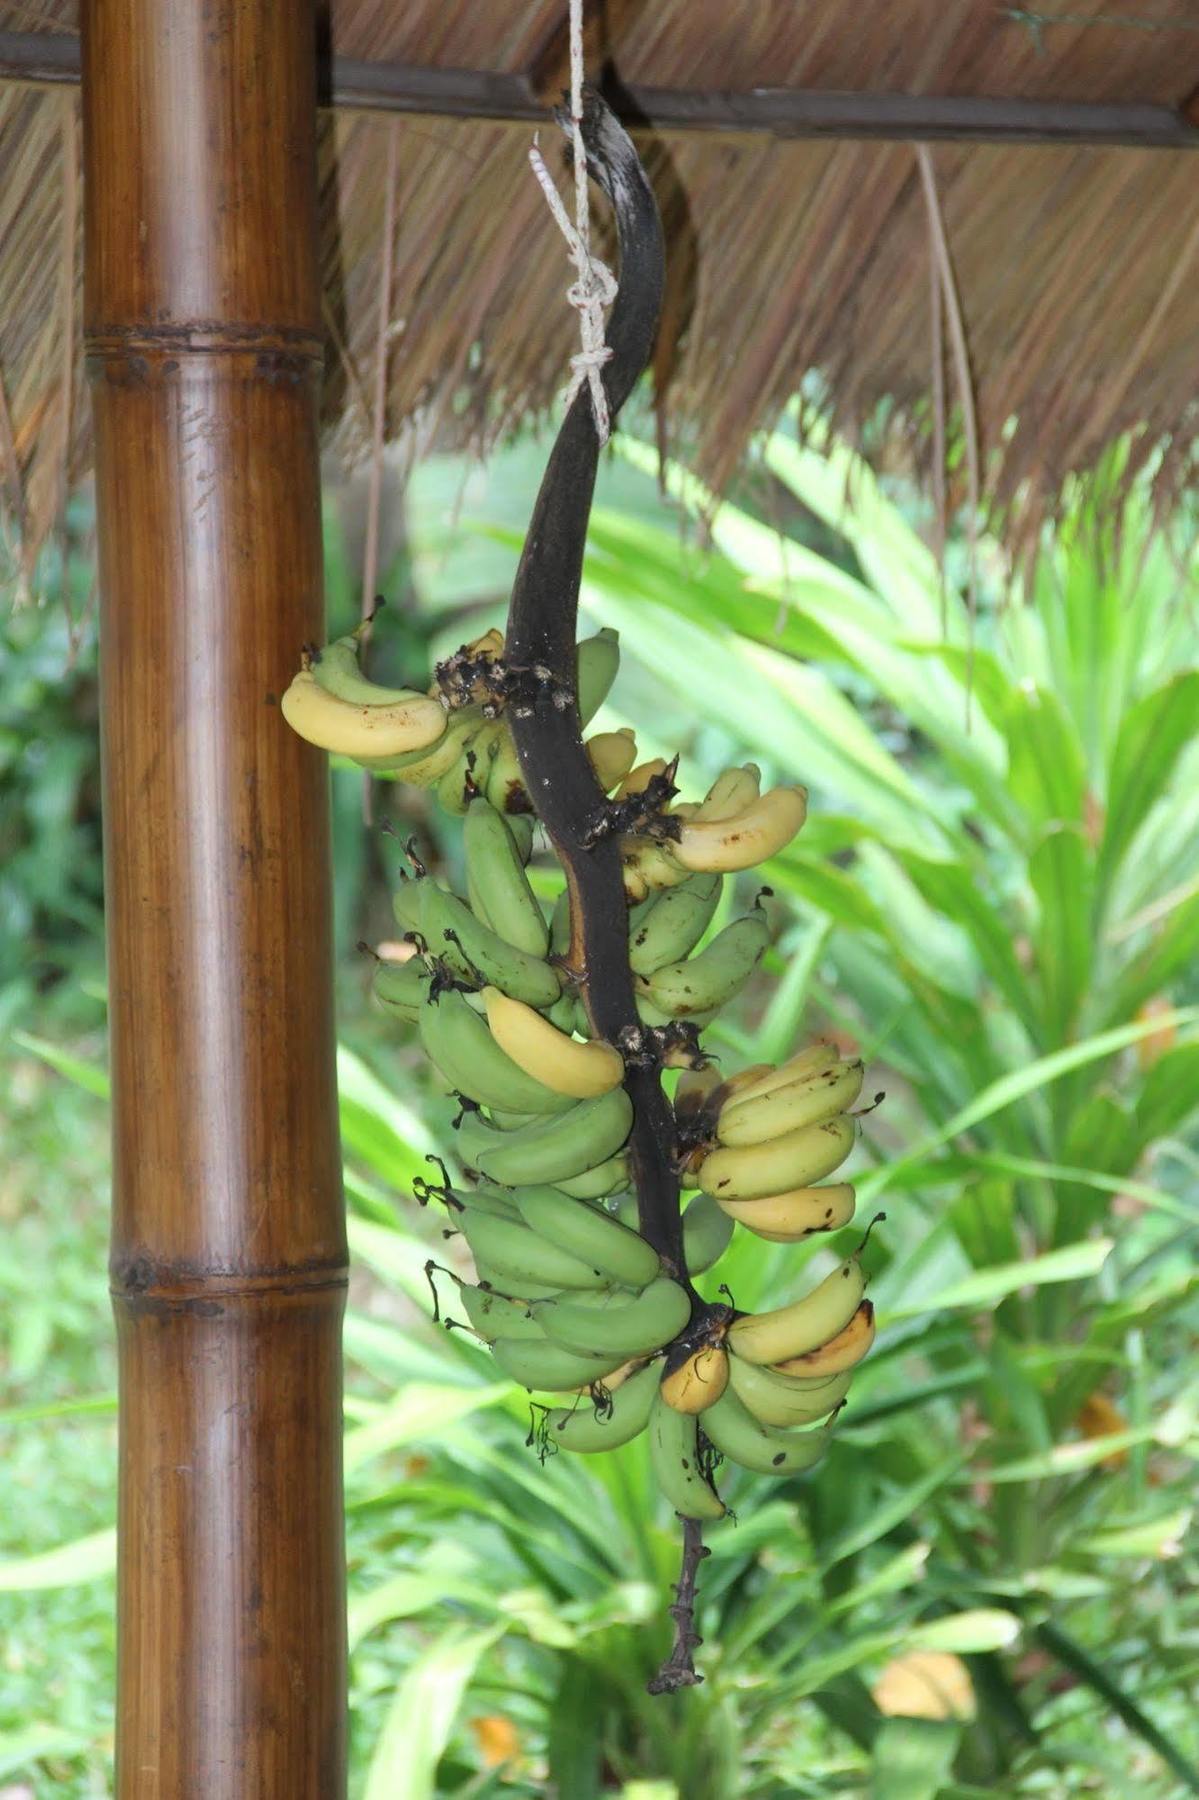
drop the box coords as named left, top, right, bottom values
left=0, top=1526, right=115, bottom=1590
left=1100, top=671, right=1199, bottom=890
left=1035, top=1619, right=1199, bottom=1795
left=858, top=1009, right=1199, bottom=1202
left=885, top=1239, right=1112, bottom=1320
left=363, top=1625, right=506, bottom=1800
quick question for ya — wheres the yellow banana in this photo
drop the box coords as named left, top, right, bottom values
left=716, top=1059, right=865, bottom=1148
left=726, top=1041, right=841, bottom=1106
left=659, top=1344, right=729, bottom=1415
left=726, top=1256, right=867, bottom=1365
left=587, top=728, right=639, bottom=791
left=614, top=758, right=668, bottom=799
left=698, top=1113, right=855, bottom=1203
left=693, top=763, right=761, bottom=821
left=716, top=1183, right=857, bottom=1241
left=481, top=987, right=624, bottom=1099
left=281, top=667, right=447, bottom=758
left=772, top=1299, right=876, bottom=1378
left=673, top=786, right=808, bottom=873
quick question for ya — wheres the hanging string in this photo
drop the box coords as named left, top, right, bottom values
left=528, top=0, right=617, bottom=443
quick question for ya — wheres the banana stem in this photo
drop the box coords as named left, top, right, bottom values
left=505, top=96, right=687, bottom=1281
left=647, top=1517, right=709, bottom=1694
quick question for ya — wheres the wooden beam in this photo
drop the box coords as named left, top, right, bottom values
left=81, top=0, right=347, bottom=1793
left=6, top=27, right=1199, bottom=148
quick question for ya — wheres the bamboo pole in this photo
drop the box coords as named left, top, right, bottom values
left=81, top=2, right=347, bottom=1792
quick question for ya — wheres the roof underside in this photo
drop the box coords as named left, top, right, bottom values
left=3, top=0, right=1199, bottom=566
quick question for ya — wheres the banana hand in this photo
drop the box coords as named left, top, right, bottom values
left=726, top=1354, right=851, bottom=1426
left=771, top=1299, right=876, bottom=1378
left=418, top=989, right=574, bottom=1116
left=419, top=881, right=561, bottom=1008
left=634, top=909, right=770, bottom=1018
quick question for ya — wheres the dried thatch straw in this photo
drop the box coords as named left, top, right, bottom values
left=4, top=0, right=1199, bottom=570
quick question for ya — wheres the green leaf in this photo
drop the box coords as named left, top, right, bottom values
left=1100, top=671, right=1199, bottom=889
left=343, top=1382, right=512, bottom=1476
left=1029, top=826, right=1093, bottom=1041
left=10, top=1029, right=110, bottom=1098
left=1074, top=1506, right=1191, bottom=1560
left=885, top=1239, right=1112, bottom=1320
left=348, top=1554, right=491, bottom=1650
left=0, top=1526, right=115, bottom=1590
left=1004, top=681, right=1087, bottom=835
left=820, top=1455, right=966, bottom=1568
left=908, top=1610, right=1021, bottom=1654
left=0, top=1725, right=91, bottom=1781
left=869, top=1718, right=961, bottom=1800
left=363, top=1624, right=506, bottom=1800
left=1035, top=1620, right=1199, bottom=1795
left=973, top=1424, right=1161, bottom=1484
left=857, top=1008, right=1199, bottom=1203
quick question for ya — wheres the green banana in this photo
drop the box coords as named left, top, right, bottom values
left=446, top=1183, right=521, bottom=1220
left=436, top=717, right=502, bottom=816
left=506, top=813, right=535, bottom=862
left=549, top=888, right=572, bottom=958
left=698, top=1113, right=856, bottom=1203
left=391, top=875, right=425, bottom=935
left=419, top=881, right=561, bottom=1008
left=458, top=1284, right=546, bottom=1342
left=628, top=872, right=722, bottom=976
left=483, top=722, right=527, bottom=814
left=457, top=1210, right=611, bottom=1291
left=534, top=1276, right=691, bottom=1359
left=515, top=1186, right=661, bottom=1290
left=417, top=990, right=573, bottom=1116
left=555, top=1152, right=630, bottom=1200
left=469, top=1262, right=563, bottom=1300
left=463, top=798, right=549, bottom=956
left=372, top=956, right=428, bottom=1022
left=681, top=1192, right=735, bottom=1275
left=455, top=1088, right=633, bottom=1187
left=700, top=1387, right=832, bottom=1476
left=715, top=1058, right=864, bottom=1148
left=543, top=1362, right=658, bottom=1452
left=576, top=628, right=621, bottom=726
left=491, top=1337, right=630, bottom=1391
left=648, top=1393, right=726, bottom=1519
left=726, top=1355, right=851, bottom=1427
left=633, top=909, right=770, bottom=1019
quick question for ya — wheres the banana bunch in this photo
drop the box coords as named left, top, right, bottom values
left=281, top=619, right=622, bottom=816
left=286, top=619, right=879, bottom=1523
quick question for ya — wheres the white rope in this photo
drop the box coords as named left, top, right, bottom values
left=528, top=0, right=616, bottom=442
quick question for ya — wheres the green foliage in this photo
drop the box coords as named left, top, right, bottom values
left=3, top=430, right=1198, bottom=1795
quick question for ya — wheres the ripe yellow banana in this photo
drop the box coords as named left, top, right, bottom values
left=673, top=786, right=808, bottom=873
left=726, top=1041, right=841, bottom=1106
left=659, top=1344, right=729, bottom=1415
left=698, top=1113, right=855, bottom=1203
left=693, top=763, right=761, bottom=821
left=716, top=1182, right=857, bottom=1241
left=587, top=728, right=639, bottom=791
left=482, top=987, right=624, bottom=1099
left=281, top=667, right=448, bottom=758
left=772, top=1299, right=876, bottom=1378
left=614, top=758, right=668, bottom=799
left=726, top=1255, right=867, bottom=1365
left=716, top=1059, right=865, bottom=1148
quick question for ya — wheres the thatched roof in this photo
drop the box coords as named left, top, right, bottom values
left=4, top=1, right=1199, bottom=566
